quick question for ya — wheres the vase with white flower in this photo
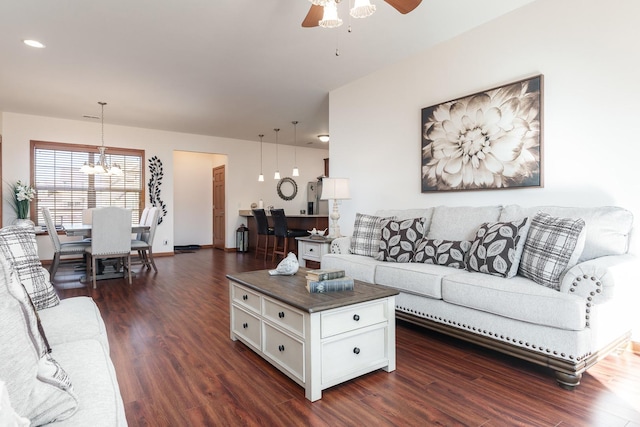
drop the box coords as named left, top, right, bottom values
left=12, top=180, right=36, bottom=228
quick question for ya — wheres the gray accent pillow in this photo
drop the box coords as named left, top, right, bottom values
left=0, top=257, right=78, bottom=424
left=0, top=225, right=60, bottom=310
left=466, top=218, right=530, bottom=278
left=519, top=212, right=586, bottom=290
left=412, top=239, right=471, bottom=269
left=378, top=218, right=426, bottom=263
left=349, top=213, right=395, bottom=257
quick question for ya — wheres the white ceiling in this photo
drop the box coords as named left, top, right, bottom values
left=0, top=0, right=535, bottom=147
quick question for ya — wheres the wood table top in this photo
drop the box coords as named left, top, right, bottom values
left=226, top=269, right=398, bottom=313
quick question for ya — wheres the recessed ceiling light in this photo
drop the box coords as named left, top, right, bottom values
left=23, top=39, right=45, bottom=48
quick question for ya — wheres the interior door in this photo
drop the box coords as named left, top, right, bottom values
left=212, top=165, right=225, bottom=250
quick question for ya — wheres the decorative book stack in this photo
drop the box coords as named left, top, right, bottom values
left=305, top=268, right=354, bottom=293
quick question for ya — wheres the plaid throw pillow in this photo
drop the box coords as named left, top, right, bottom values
left=378, top=217, right=426, bottom=263
left=349, top=213, right=395, bottom=257
left=519, top=212, right=586, bottom=290
left=0, top=225, right=60, bottom=310
left=466, top=218, right=530, bottom=278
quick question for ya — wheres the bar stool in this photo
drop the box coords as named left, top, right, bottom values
left=252, top=209, right=274, bottom=260
left=270, top=208, right=307, bottom=261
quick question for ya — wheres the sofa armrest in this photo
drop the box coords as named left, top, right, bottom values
left=330, top=236, right=351, bottom=254
left=559, top=254, right=636, bottom=304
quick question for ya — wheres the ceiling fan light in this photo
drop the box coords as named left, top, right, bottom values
left=350, top=0, right=376, bottom=18
left=309, top=0, right=328, bottom=5
left=319, top=1, right=343, bottom=28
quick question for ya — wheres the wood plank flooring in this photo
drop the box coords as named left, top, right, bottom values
left=54, top=249, right=640, bottom=426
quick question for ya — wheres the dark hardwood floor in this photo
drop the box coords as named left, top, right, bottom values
left=54, top=249, right=640, bottom=426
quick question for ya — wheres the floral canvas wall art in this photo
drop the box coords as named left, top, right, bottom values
left=421, top=75, right=543, bottom=192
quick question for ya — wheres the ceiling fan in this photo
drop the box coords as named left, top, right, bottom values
left=302, top=0, right=422, bottom=28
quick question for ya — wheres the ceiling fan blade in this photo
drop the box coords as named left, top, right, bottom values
left=302, top=4, right=323, bottom=27
left=384, top=0, right=422, bottom=14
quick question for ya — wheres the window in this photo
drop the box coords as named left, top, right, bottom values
left=31, top=141, right=145, bottom=227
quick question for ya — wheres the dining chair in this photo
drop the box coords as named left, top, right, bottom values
left=131, top=206, right=160, bottom=272
left=85, top=206, right=133, bottom=289
left=42, top=207, right=90, bottom=281
left=136, top=206, right=151, bottom=240
left=270, top=208, right=307, bottom=261
left=252, top=208, right=274, bottom=260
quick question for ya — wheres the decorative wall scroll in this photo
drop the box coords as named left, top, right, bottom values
left=148, top=156, right=167, bottom=224
left=421, top=75, right=543, bottom=192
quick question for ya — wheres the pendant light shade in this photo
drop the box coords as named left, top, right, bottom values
left=319, top=0, right=342, bottom=28
left=292, top=120, right=300, bottom=177
left=350, top=0, right=376, bottom=18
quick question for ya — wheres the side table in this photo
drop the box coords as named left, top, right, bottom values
left=296, top=236, right=333, bottom=268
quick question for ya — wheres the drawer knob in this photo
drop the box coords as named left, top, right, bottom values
left=353, top=314, right=360, bottom=321
left=242, top=294, right=248, bottom=301
left=309, top=248, right=314, bottom=252
left=278, top=344, right=285, bottom=352
left=353, top=347, right=360, bottom=355
left=242, top=322, right=248, bottom=329
left=278, top=311, right=285, bottom=318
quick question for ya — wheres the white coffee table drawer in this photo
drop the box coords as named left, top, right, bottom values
left=263, top=298, right=305, bottom=338
left=231, top=306, right=261, bottom=350
left=263, top=323, right=305, bottom=382
left=321, top=327, right=387, bottom=384
left=321, top=300, right=388, bottom=338
left=231, top=283, right=261, bottom=314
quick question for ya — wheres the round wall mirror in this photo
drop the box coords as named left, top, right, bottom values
left=277, top=177, right=298, bottom=201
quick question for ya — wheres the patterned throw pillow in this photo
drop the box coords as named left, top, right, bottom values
left=466, top=218, right=530, bottom=278
left=0, top=257, right=78, bottom=425
left=0, top=225, right=60, bottom=310
left=349, top=213, right=395, bottom=257
left=519, top=212, right=586, bottom=290
left=378, top=218, right=426, bottom=262
left=412, top=239, right=471, bottom=269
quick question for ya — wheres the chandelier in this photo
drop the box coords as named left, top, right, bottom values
left=80, top=101, right=123, bottom=176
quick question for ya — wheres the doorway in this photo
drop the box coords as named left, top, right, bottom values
left=213, top=165, right=225, bottom=250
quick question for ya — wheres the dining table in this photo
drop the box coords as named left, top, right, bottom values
left=64, top=224, right=151, bottom=283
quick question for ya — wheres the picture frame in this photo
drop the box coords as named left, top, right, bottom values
left=421, top=75, right=543, bottom=192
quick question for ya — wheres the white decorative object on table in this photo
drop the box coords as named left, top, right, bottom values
left=307, top=228, right=327, bottom=237
left=268, top=252, right=299, bottom=276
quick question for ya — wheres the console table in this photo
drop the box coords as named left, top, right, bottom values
left=227, top=269, right=398, bottom=401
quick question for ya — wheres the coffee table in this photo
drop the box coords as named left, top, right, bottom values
left=227, top=269, right=398, bottom=401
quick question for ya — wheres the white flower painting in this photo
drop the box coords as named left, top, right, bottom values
left=421, top=75, right=542, bottom=192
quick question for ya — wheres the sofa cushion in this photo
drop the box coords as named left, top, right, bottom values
left=375, top=208, right=434, bottom=227
left=0, top=257, right=78, bottom=425
left=321, top=253, right=379, bottom=284
left=499, top=205, right=633, bottom=262
left=441, top=272, right=587, bottom=330
left=412, top=239, right=471, bottom=269
left=375, top=262, right=449, bottom=299
left=519, top=212, right=586, bottom=290
left=378, top=217, right=426, bottom=262
left=466, top=218, right=530, bottom=278
left=0, top=226, right=60, bottom=310
left=427, top=206, right=502, bottom=241
left=39, top=297, right=109, bottom=351
left=50, top=339, right=127, bottom=427
left=349, top=213, right=394, bottom=257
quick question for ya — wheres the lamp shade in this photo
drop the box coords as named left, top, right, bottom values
left=321, top=178, right=350, bottom=200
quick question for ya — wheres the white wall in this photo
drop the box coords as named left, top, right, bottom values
left=329, top=0, right=640, bottom=338
left=1, top=112, right=328, bottom=257
left=173, top=151, right=226, bottom=247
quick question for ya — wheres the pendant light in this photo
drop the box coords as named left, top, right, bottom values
left=80, top=101, right=123, bottom=176
left=292, top=120, right=300, bottom=177
left=273, top=128, right=281, bottom=180
left=258, top=134, right=265, bottom=182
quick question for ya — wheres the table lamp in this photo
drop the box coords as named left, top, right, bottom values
left=320, top=178, right=351, bottom=238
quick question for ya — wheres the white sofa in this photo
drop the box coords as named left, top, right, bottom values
left=0, top=225, right=127, bottom=426
left=322, top=205, right=635, bottom=389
